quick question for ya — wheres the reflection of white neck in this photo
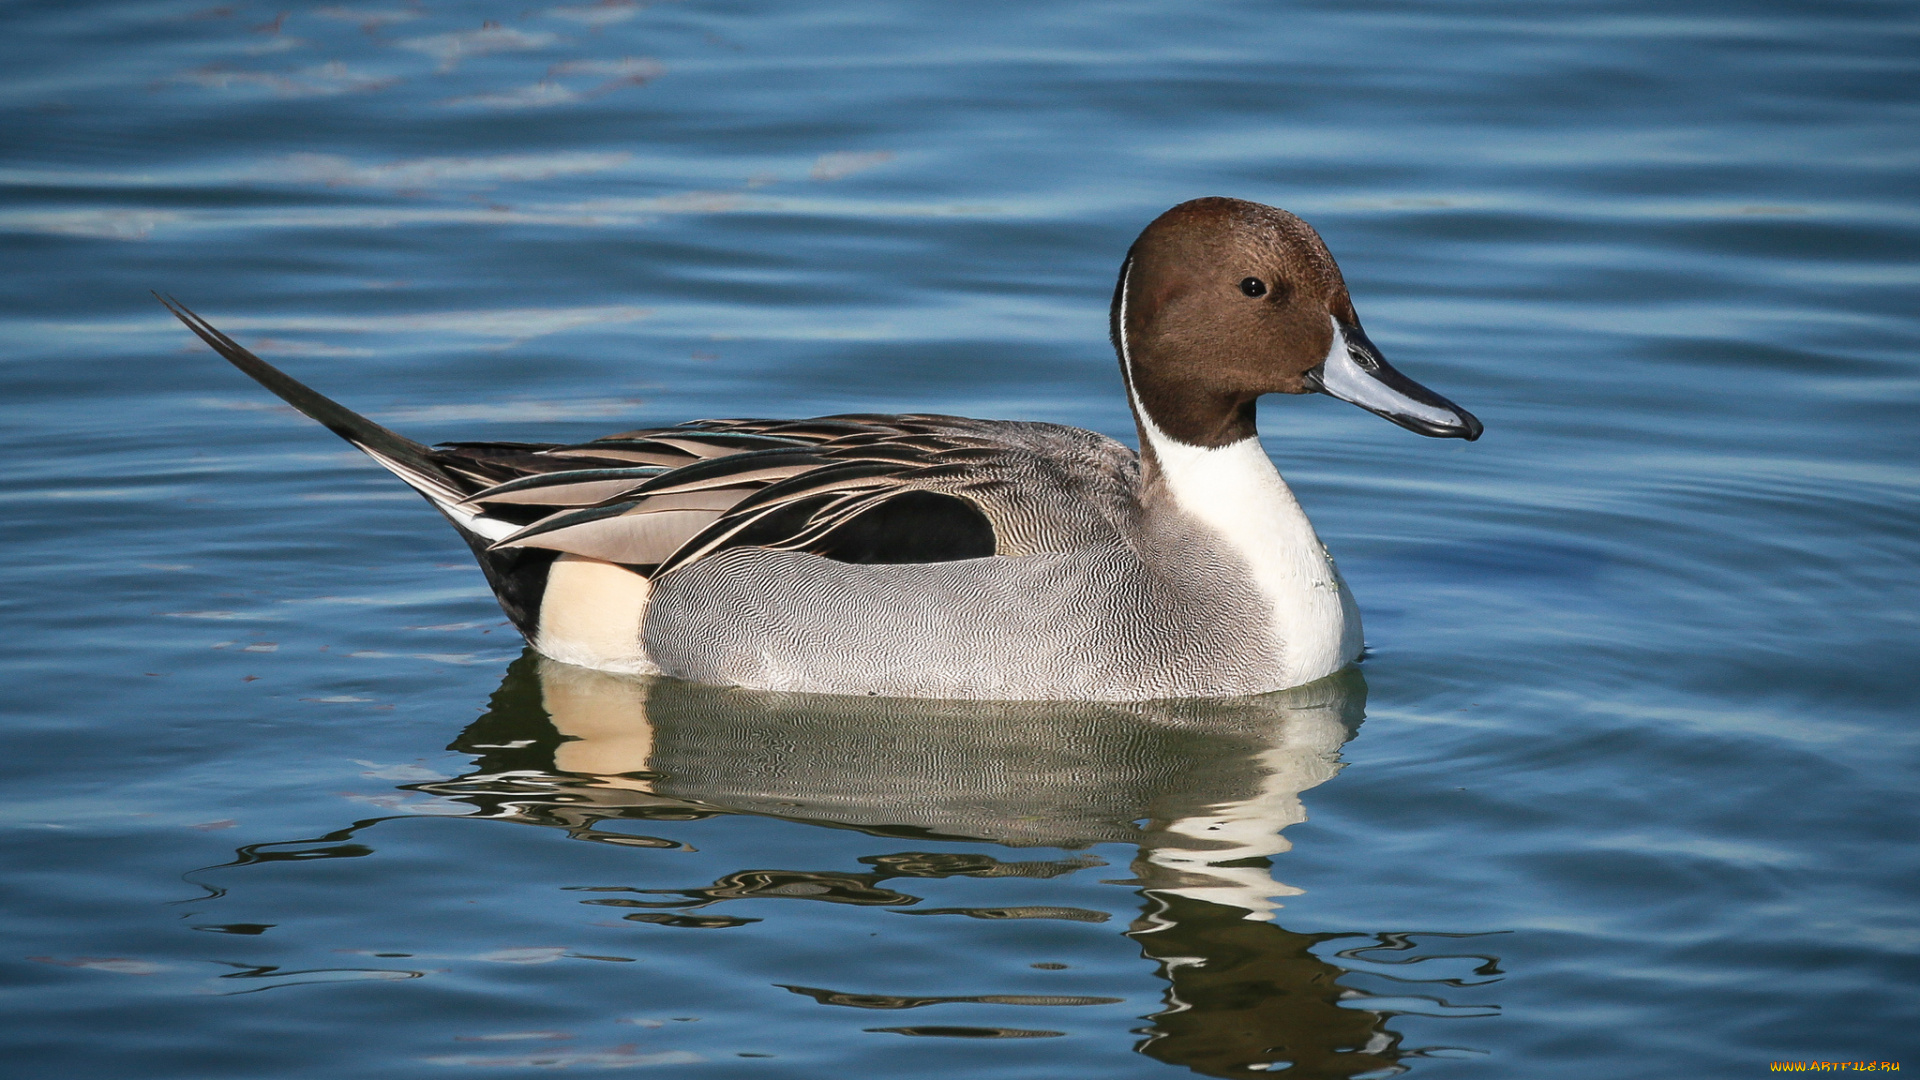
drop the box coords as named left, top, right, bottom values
left=1140, top=691, right=1351, bottom=921
left=1116, top=266, right=1363, bottom=688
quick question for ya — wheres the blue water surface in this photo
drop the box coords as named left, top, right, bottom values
left=2, top=1, right=1917, bottom=1077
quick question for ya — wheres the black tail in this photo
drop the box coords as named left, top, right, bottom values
left=156, top=294, right=469, bottom=506
left=159, top=295, right=558, bottom=636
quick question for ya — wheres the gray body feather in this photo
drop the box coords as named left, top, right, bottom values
left=648, top=542, right=1279, bottom=701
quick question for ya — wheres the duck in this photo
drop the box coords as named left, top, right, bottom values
left=161, top=197, right=1480, bottom=702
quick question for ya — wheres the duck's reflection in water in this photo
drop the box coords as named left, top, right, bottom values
left=482, top=656, right=1355, bottom=916
left=379, top=654, right=1493, bottom=1078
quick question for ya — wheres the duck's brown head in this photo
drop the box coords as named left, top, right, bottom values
left=1112, top=197, right=1482, bottom=448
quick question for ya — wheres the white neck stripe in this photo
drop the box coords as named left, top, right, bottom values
left=1117, top=254, right=1142, bottom=414
left=1118, top=253, right=1199, bottom=456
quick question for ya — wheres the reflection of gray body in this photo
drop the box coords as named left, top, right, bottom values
left=518, top=659, right=1364, bottom=914
left=633, top=671, right=1358, bottom=847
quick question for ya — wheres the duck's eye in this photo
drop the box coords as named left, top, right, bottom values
left=1239, top=277, right=1267, bottom=298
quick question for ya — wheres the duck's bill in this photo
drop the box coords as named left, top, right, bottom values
left=1306, top=322, right=1483, bottom=441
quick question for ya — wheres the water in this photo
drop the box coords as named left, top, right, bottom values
left=2, top=0, right=1916, bottom=1076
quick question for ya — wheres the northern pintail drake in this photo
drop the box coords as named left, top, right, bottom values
left=163, top=197, right=1480, bottom=701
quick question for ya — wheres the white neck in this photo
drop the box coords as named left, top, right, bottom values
left=1116, top=260, right=1362, bottom=686
left=1137, top=417, right=1361, bottom=685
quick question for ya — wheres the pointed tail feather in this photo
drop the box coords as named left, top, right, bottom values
left=157, top=294, right=479, bottom=509
left=160, top=295, right=558, bottom=636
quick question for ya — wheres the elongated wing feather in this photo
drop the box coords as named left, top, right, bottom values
left=541, top=445, right=702, bottom=467
left=461, top=467, right=670, bottom=507
left=493, top=503, right=727, bottom=565
left=717, top=461, right=912, bottom=518
left=616, top=448, right=835, bottom=497
left=645, top=432, right=814, bottom=457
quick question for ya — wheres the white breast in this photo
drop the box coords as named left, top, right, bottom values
left=1138, top=422, right=1363, bottom=687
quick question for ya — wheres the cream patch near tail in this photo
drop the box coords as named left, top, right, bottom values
left=534, top=554, right=660, bottom=675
